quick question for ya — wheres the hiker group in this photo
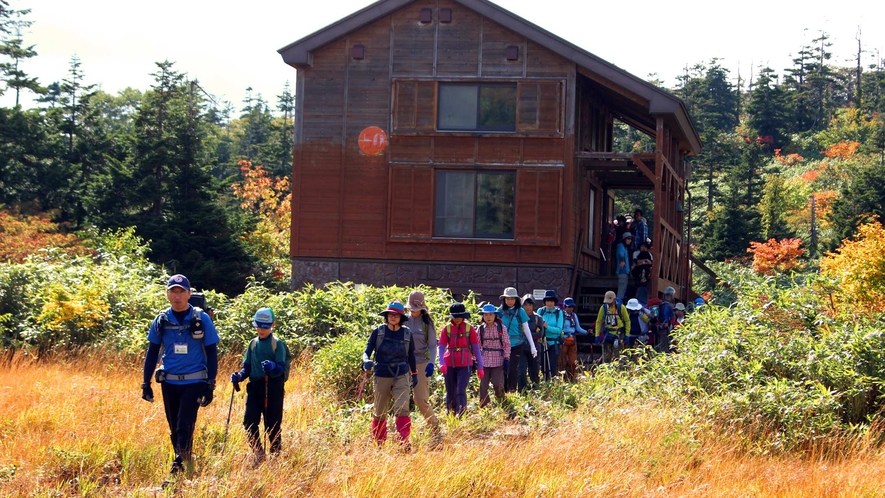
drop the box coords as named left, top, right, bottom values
left=141, top=272, right=702, bottom=478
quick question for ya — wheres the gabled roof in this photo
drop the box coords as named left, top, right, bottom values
left=278, top=0, right=701, bottom=154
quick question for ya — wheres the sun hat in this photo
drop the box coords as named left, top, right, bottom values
left=406, top=290, right=428, bottom=312
left=603, top=291, right=616, bottom=304
left=380, top=301, right=409, bottom=322
left=674, top=303, right=686, bottom=311
left=448, top=302, right=470, bottom=319
left=480, top=303, right=498, bottom=314
left=543, top=290, right=558, bottom=302
left=500, top=287, right=520, bottom=299
left=626, top=298, right=642, bottom=311
left=166, top=274, right=190, bottom=291
left=253, top=307, right=275, bottom=328
left=563, top=297, right=576, bottom=308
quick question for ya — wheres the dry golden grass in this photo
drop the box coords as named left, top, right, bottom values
left=1, top=350, right=884, bottom=497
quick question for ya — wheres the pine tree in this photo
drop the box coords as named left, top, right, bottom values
left=0, top=6, right=42, bottom=106
left=747, top=67, right=793, bottom=149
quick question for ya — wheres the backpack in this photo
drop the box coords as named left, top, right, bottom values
left=154, top=306, right=205, bottom=340
left=375, top=325, right=412, bottom=358
left=249, top=335, right=292, bottom=381
left=478, top=320, right=505, bottom=353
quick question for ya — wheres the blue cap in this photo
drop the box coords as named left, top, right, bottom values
left=253, top=307, right=275, bottom=328
left=694, top=297, right=706, bottom=305
left=563, top=297, right=576, bottom=308
left=166, top=274, right=190, bottom=291
left=480, top=303, right=498, bottom=314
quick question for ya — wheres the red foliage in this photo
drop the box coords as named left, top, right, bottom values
left=0, top=211, right=92, bottom=263
left=747, top=238, right=805, bottom=276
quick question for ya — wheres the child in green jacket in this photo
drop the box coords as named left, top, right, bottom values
left=230, top=307, right=288, bottom=466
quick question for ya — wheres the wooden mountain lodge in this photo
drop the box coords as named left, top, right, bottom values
left=278, top=0, right=702, bottom=309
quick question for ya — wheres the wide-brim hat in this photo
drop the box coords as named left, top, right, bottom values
left=380, top=301, right=409, bottom=322
left=674, top=303, right=686, bottom=311
left=405, top=290, right=428, bottom=312
left=543, top=290, right=558, bottom=302
left=448, top=302, right=470, bottom=319
left=626, top=298, right=642, bottom=311
left=603, top=291, right=616, bottom=304
left=500, top=287, right=520, bottom=300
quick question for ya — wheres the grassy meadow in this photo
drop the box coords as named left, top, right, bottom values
left=1, top=349, right=884, bottom=497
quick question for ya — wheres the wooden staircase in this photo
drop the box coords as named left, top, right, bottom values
left=573, top=273, right=619, bottom=363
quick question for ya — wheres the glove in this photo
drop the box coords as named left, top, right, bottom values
left=261, top=360, right=277, bottom=373
left=141, top=383, right=154, bottom=403
left=439, top=363, right=448, bottom=375
left=596, top=334, right=603, bottom=344
left=363, top=360, right=374, bottom=372
left=503, top=359, right=510, bottom=370
left=425, top=363, right=434, bottom=377
left=230, top=371, right=244, bottom=383
left=477, top=369, right=485, bottom=380
left=197, top=380, right=215, bottom=407
left=411, top=374, right=418, bottom=389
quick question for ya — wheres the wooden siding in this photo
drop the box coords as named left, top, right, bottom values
left=293, top=0, right=575, bottom=267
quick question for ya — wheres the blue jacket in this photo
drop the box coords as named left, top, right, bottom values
left=616, top=242, right=631, bottom=275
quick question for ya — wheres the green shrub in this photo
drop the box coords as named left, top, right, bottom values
left=311, top=333, right=367, bottom=402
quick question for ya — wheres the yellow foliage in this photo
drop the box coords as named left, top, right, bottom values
left=820, top=219, right=885, bottom=315
left=37, top=284, right=110, bottom=332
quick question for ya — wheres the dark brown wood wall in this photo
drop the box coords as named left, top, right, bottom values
left=292, top=0, right=577, bottom=266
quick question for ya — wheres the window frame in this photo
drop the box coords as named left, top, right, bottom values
left=433, top=169, right=516, bottom=240
left=437, top=82, right=518, bottom=133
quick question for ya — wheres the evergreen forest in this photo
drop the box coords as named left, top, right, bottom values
left=2, top=3, right=885, bottom=294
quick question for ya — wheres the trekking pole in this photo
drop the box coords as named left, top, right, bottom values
left=221, top=381, right=240, bottom=455
left=356, top=370, right=369, bottom=402
left=264, top=375, right=269, bottom=454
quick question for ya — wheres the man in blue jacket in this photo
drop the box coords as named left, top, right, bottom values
left=141, top=274, right=219, bottom=480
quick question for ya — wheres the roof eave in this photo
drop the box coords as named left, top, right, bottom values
left=278, top=0, right=415, bottom=67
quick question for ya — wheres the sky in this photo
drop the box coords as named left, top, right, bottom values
left=3, top=0, right=884, bottom=112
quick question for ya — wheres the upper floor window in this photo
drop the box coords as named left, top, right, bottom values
left=437, top=83, right=517, bottom=132
left=434, top=170, right=515, bottom=238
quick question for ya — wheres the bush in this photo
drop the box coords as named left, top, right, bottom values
left=588, top=261, right=885, bottom=452
left=311, top=334, right=367, bottom=402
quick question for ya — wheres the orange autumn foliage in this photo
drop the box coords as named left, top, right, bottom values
left=231, top=160, right=292, bottom=264
left=823, top=141, right=860, bottom=159
left=747, top=238, right=805, bottom=275
left=0, top=211, right=92, bottom=263
left=773, top=148, right=805, bottom=166
left=820, top=219, right=885, bottom=315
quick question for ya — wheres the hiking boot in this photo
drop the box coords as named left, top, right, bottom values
left=251, top=450, right=266, bottom=469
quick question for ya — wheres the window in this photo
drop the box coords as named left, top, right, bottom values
left=437, top=83, right=517, bottom=132
left=434, top=170, right=515, bottom=238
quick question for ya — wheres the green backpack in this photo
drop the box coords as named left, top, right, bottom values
left=249, top=335, right=292, bottom=381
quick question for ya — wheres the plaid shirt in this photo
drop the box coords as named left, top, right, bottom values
left=477, top=321, right=511, bottom=368
left=633, top=218, right=648, bottom=251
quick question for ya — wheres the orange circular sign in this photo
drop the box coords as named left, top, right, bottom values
left=358, top=126, right=388, bottom=156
